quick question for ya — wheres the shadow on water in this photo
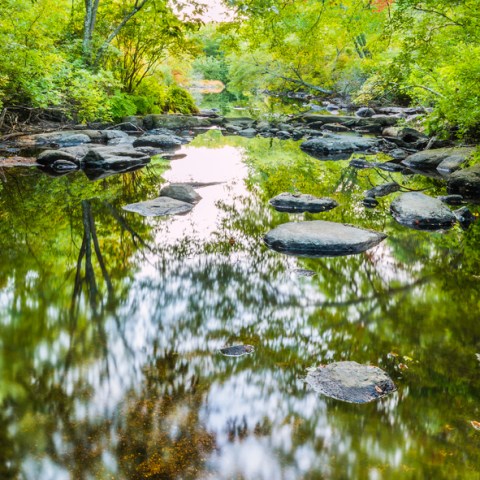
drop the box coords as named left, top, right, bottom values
left=0, top=132, right=480, bottom=479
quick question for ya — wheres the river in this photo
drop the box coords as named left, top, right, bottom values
left=0, top=130, right=479, bottom=479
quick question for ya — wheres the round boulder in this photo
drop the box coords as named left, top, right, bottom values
left=447, top=164, right=480, bottom=199
left=269, top=193, right=338, bottom=213
left=305, top=361, right=396, bottom=403
left=390, top=192, right=457, bottom=230
left=264, top=220, right=387, bottom=257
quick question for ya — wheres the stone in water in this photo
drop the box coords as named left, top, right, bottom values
left=123, top=197, right=194, bottom=217
left=219, top=345, right=255, bottom=357
left=305, top=361, right=396, bottom=403
left=264, top=220, right=386, bottom=257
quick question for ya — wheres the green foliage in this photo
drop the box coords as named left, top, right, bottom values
left=164, top=85, right=198, bottom=114
left=109, top=91, right=138, bottom=120
left=192, top=56, right=229, bottom=84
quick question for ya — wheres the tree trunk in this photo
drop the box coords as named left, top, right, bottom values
left=83, top=0, right=100, bottom=59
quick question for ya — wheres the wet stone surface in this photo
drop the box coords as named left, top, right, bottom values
left=390, top=192, right=457, bottom=231
left=160, top=183, right=202, bottom=204
left=123, top=196, right=194, bottom=217
left=305, top=361, right=396, bottom=404
left=301, top=134, right=381, bottom=156
left=269, top=193, right=338, bottom=213
left=264, top=221, right=387, bottom=257
left=219, top=345, right=255, bottom=357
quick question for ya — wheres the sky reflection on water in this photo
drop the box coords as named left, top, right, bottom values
left=1, top=134, right=480, bottom=479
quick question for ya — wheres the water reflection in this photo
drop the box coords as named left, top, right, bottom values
left=0, top=134, right=480, bottom=478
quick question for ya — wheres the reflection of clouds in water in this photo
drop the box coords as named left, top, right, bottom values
left=145, top=145, right=250, bottom=243
left=204, top=372, right=327, bottom=479
left=10, top=138, right=459, bottom=479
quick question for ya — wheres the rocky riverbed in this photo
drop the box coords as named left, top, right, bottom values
left=1, top=110, right=478, bottom=250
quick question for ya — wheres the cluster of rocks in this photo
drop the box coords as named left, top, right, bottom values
left=262, top=145, right=477, bottom=258
left=120, top=111, right=430, bottom=159
left=1, top=126, right=193, bottom=180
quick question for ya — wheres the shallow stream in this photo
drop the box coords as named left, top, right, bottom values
left=1, top=131, right=480, bottom=479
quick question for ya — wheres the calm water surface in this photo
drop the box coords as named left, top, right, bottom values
left=1, top=132, right=480, bottom=479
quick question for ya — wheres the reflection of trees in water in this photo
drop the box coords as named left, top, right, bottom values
left=1, top=139, right=480, bottom=478
left=117, top=354, right=215, bottom=479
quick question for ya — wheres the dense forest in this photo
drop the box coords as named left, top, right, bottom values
left=0, top=0, right=479, bottom=139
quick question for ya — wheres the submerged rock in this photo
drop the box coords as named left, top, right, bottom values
left=264, top=221, right=387, bottom=257
left=301, top=134, right=380, bottom=156
left=447, top=164, right=480, bottom=199
left=269, top=193, right=338, bottom=213
left=390, top=192, right=457, bottom=230
left=219, top=345, right=255, bottom=357
left=159, top=183, right=202, bottom=204
left=123, top=197, right=194, bottom=217
left=305, top=361, right=396, bottom=404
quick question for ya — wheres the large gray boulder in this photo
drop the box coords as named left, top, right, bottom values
left=301, top=134, right=380, bottom=156
left=123, top=197, right=194, bottom=217
left=81, top=146, right=149, bottom=169
left=402, top=147, right=474, bottom=171
left=269, top=193, right=338, bottom=213
left=159, top=183, right=202, bottom=204
left=390, top=192, right=457, bottom=230
left=305, top=361, right=396, bottom=404
left=264, top=220, right=386, bottom=257
left=447, top=164, right=480, bottom=198
left=133, top=134, right=183, bottom=149
left=142, top=114, right=211, bottom=130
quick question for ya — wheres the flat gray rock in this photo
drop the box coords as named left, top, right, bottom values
left=132, top=134, right=183, bottom=148
left=160, top=183, right=202, bottom=204
left=264, top=221, right=386, bottom=257
left=219, top=345, right=254, bottom=357
left=269, top=193, right=338, bottom=213
left=390, top=192, right=457, bottom=230
left=402, top=147, right=474, bottom=170
left=305, top=361, right=396, bottom=404
left=301, top=134, right=380, bottom=156
left=447, top=164, right=480, bottom=198
left=123, top=197, right=194, bottom=217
